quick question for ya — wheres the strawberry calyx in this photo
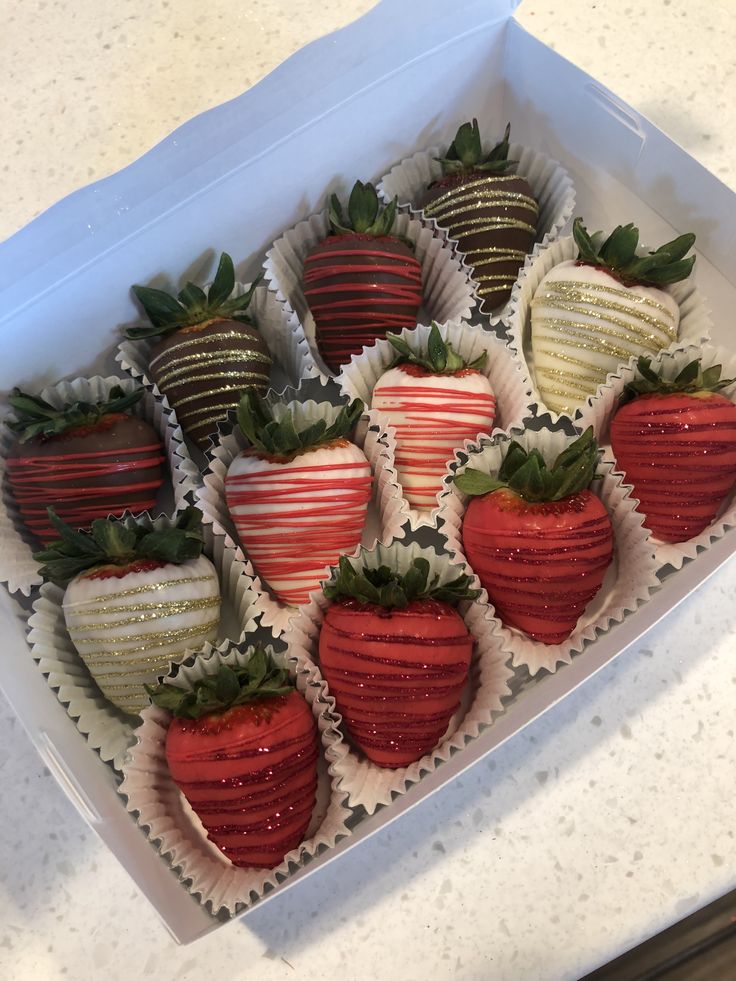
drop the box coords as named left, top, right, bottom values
left=237, top=389, right=364, bottom=458
left=573, top=217, right=696, bottom=287
left=146, top=646, right=293, bottom=720
left=387, top=322, right=487, bottom=375
left=455, top=427, right=599, bottom=504
left=33, top=506, right=205, bottom=587
left=7, top=386, right=144, bottom=444
left=435, top=120, right=517, bottom=177
left=620, top=356, right=734, bottom=405
left=127, top=252, right=263, bottom=341
left=328, top=180, right=402, bottom=239
left=323, top=555, right=479, bottom=609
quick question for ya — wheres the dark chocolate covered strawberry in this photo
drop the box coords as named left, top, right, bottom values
left=610, top=356, right=736, bottom=543
left=35, top=507, right=220, bottom=715
left=5, top=385, right=165, bottom=544
left=303, top=181, right=423, bottom=373
left=127, top=253, right=271, bottom=450
left=421, top=121, right=538, bottom=313
left=147, top=648, right=318, bottom=868
left=456, top=428, right=613, bottom=645
left=319, top=556, right=477, bottom=768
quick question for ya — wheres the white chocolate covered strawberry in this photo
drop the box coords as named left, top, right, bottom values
left=225, top=392, right=372, bottom=607
left=371, top=325, right=496, bottom=509
left=35, top=508, right=221, bottom=716
left=530, top=218, right=696, bottom=414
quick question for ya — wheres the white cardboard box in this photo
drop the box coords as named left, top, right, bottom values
left=1, top=0, right=734, bottom=944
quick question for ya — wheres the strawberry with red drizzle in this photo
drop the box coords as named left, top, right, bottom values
left=610, top=356, right=736, bottom=543
left=303, top=181, right=423, bottom=373
left=5, top=385, right=165, bottom=544
left=456, top=428, right=613, bottom=645
left=319, top=555, right=478, bottom=768
left=371, top=323, right=496, bottom=509
left=148, top=648, right=318, bottom=868
left=225, top=391, right=372, bottom=608
left=35, top=507, right=220, bottom=716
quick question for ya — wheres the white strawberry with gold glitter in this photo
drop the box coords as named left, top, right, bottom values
left=371, top=325, right=496, bottom=510
left=225, top=392, right=372, bottom=607
left=530, top=218, right=696, bottom=415
left=36, top=508, right=220, bottom=716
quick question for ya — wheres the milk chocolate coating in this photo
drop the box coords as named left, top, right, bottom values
left=148, top=318, right=272, bottom=451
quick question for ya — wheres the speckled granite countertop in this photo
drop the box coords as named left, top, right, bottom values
left=1, top=1, right=735, bottom=979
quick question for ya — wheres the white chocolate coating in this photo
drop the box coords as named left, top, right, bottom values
left=530, top=259, right=680, bottom=413
left=62, top=555, right=221, bottom=715
left=371, top=366, right=496, bottom=510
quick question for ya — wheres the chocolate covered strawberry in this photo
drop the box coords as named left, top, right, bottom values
left=35, top=507, right=221, bottom=716
left=225, top=391, right=372, bottom=607
left=371, top=324, right=496, bottom=509
left=127, top=253, right=271, bottom=450
left=319, top=556, right=477, bottom=767
left=303, top=181, right=423, bottom=372
left=148, top=648, right=318, bottom=868
left=421, top=121, right=538, bottom=313
left=5, top=385, right=165, bottom=544
left=456, top=429, right=613, bottom=645
left=531, top=218, right=696, bottom=414
left=610, top=356, right=736, bottom=543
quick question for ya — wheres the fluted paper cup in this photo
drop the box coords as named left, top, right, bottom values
left=283, top=540, right=515, bottom=814
left=195, top=388, right=410, bottom=638
left=263, top=209, right=478, bottom=381
left=577, top=342, right=736, bottom=570
left=437, top=420, right=660, bottom=676
left=117, top=642, right=351, bottom=916
left=507, top=237, right=712, bottom=422
left=336, top=319, right=535, bottom=529
left=1, top=374, right=193, bottom=596
left=26, top=519, right=259, bottom=771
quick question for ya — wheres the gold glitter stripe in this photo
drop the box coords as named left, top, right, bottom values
left=547, top=278, right=675, bottom=316
left=465, top=248, right=527, bottom=263
left=72, top=617, right=221, bottom=647
left=430, top=211, right=536, bottom=235
left=156, top=354, right=270, bottom=389
left=149, top=331, right=265, bottom=369
left=79, top=620, right=220, bottom=658
left=535, top=366, right=602, bottom=396
left=534, top=346, right=611, bottom=377
left=88, top=657, right=179, bottom=678
left=66, top=595, right=220, bottom=620
left=531, top=300, right=669, bottom=345
left=533, top=291, right=676, bottom=339
left=86, top=651, right=191, bottom=669
left=424, top=175, right=534, bottom=213
left=159, top=368, right=270, bottom=395
left=176, top=392, right=247, bottom=421
left=427, top=191, right=538, bottom=222
left=474, top=274, right=519, bottom=284
left=63, top=576, right=214, bottom=609
left=533, top=323, right=654, bottom=361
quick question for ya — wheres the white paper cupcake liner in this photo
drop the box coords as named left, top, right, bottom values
left=195, top=388, right=410, bottom=638
left=437, top=421, right=660, bottom=676
left=506, top=237, right=712, bottom=422
left=0, top=374, right=195, bottom=596
left=117, top=641, right=352, bottom=916
left=26, top=518, right=260, bottom=771
left=283, top=540, right=515, bottom=814
left=263, top=209, right=478, bottom=380
left=377, top=141, right=576, bottom=322
left=577, top=342, right=736, bottom=570
left=116, top=282, right=315, bottom=453
left=336, top=319, right=535, bottom=529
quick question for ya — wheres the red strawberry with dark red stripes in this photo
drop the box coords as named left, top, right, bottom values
left=456, top=428, right=613, bottom=645
left=319, top=556, right=477, bottom=768
left=303, top=181, right=423, bottom=373
left=148, top=648, right=318, bottom=869
left=610, top=356, right=736, bottom=543
left=6, top=385, right=165, bottom=544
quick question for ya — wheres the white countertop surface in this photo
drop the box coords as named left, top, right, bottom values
left=2, top=1, right=735, bottom=978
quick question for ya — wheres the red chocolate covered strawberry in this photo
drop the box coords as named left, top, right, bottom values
left=225, top=391, right=372, bottom=607
left=371, top=323, right=496, bottom=509
left=147, top=648, right=318, bottom=868
left=610, top=356, right=736, bottom=543
left=5, top=385, right=165, bottom=544
left=319, top=556, right=478, bottom=768
left=456, top=428, right=613, bottom=645
left=422, top=121, right=538, bottom=313
left=127, top=253, right=271, bottom=451
left=303, top=181, right=423, bottom=373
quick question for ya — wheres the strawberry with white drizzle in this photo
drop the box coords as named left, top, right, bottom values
left=35, top=507, right=221, bottom=716
left=371, top=324, right=496, bottom=510
left=225, top=392, right=372, bottom=607
left=530, top=218, right=696, bottom=415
